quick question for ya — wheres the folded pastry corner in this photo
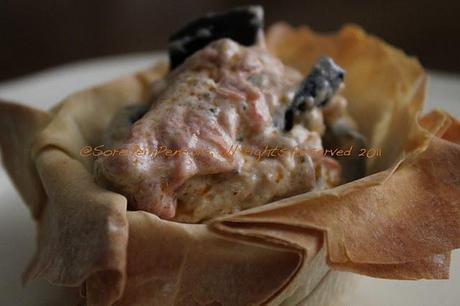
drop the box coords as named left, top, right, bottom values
left=210, top=109, right=460, bottom=280
left=0, top=101, right=50, bottom=219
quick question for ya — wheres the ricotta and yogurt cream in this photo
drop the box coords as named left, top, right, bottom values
left=95, top=6, right=361, bottom=223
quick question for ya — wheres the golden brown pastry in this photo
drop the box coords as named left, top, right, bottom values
left=1, top=6, right=460, bottom=306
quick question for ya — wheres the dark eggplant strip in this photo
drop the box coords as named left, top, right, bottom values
left=168, top=6, right=264, bottom=69
left=323, top=121, right=367, bottom=182
left=284, top=57, right=345, bottom=131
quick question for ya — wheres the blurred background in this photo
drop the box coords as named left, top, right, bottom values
left=1, top=0, right=460, bottom=81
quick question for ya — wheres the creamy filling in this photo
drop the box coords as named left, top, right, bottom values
left=96, top=38, right=349, bottom=223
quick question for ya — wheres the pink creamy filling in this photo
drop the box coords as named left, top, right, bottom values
left=97, top=39, right=340, bottom=221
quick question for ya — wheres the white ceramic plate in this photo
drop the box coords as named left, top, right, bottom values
left=0, top=54, right=459, bottom=306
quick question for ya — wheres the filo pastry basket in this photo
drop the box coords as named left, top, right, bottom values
left=1, top=23, right=460, bottom=306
